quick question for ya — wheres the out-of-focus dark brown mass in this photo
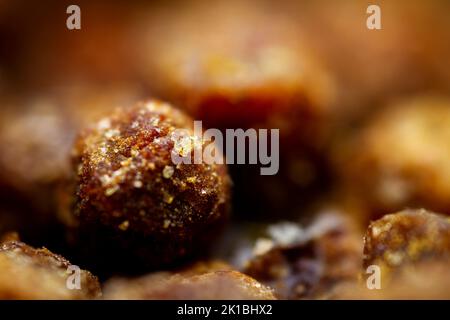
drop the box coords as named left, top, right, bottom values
left=143, top=2, right=334, bottom=131
left=139, top=1, right=336, bottom=218
left=241, top=212, right=362, bottom=299
left=0, top=236, right=101, bottom=299
left=64, top=100, right=231, bottom=274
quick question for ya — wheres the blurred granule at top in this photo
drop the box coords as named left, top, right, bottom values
left=141, top=0, right=335, bottom=132
left=137, top=0, right=337, bottom=218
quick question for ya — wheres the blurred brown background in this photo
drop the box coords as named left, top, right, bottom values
left=0, top=0, right=449, bottom=238
left=0, top=0, right=449, bottom=105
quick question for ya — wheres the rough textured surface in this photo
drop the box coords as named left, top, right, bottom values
left=333, top=96, right=450, bottom=222
left=363, top=209, right=450, bottom=270
left=331, top=208, right=450, bottom=299
left=103, top=269, right=275, bottom=300
left=64, top=100, right=231, bottom=274
left=0, top=237, right=101, bottom=299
